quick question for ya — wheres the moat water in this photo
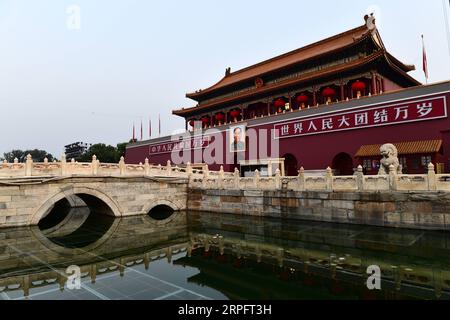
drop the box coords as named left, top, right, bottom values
left=0, top=206, right=449, bottom=300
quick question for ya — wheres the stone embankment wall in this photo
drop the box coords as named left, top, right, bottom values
left=188, top=189, right=450, bottom=230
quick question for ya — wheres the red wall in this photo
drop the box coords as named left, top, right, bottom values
left=126, top=92, right=450, bottom=174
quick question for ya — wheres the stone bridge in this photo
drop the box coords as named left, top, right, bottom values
left=0, top=155, right=191, bottom=228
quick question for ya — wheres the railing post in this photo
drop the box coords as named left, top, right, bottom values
left=218, top=166, right=225, bottom=189
left=166, top=160, right=172, bottom=176
left=119, top=156, right=125, bottom=176
left=297, top=167, right=305, bottom=191
left=428, top=162, right=437, bottom=191
left=61, top=153, right=67, bottom=176
left=92, top=155, right=99, bottom=176
left=275, top=169, right=281, bottom=189
left=186, top=162, right=192, bottom=176
left=253, top=169, right=260, bottom=189
left=389, top=165, right=397, bottom=191
left=144, top=158, right=150, bottom=176
left=356, top=165, right=364, bottom=191
left=186, top=162, right=193, bottom=185
left=202, top=164, right=209, bottom=188
left=234, top=168, right=240, bottom=189
left=25, top=154, right=33, bottom=176
left=326, top=167, right=333, bottom=191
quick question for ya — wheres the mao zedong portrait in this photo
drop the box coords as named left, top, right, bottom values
left=230, top=126, right=246, bottom=152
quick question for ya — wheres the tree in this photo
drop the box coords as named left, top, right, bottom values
left=1, top=149, right=54, bottom=163
left=79, top=143, right=122, bottom=163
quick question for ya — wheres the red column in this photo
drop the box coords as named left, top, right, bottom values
left=313, top=90, right=317, bottom=106
left=340, top=84, right=345, bottom=101
left=267, top=101, right=271, bottom=115
left=371, top=74, right=377, bottom=95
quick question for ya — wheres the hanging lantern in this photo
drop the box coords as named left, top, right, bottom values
left=189, top=119, right=195, bottom=127
left=201, top=117, right=210, bottom=128
left=322, top=87, right=336, bottom=104
left=351, top=80, right=366, bottom=99
left=296, top=94, right=309, bottom=109
left=215, top=113, right=225, bottom=125
left=230, top=110, right=240, bottom=122
left=274, top=98, right=286, bottom=113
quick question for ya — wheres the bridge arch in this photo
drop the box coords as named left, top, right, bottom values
left=31, top=187, right=122, bottom=226
left=144, top=199, right=184, bottom=224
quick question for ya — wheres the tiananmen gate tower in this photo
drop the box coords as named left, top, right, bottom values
left=126, top=15, right=450, bottom=176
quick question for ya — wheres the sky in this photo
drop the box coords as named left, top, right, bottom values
left=1, top=0, right=450, bottom=158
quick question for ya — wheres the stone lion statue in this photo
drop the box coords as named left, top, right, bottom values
left=378, top=143, right=402, bottom=175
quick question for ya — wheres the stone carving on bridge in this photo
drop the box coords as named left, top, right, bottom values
left=378, top=143, right=402, bottom=175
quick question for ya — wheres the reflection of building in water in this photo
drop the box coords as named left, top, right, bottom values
left=181, top=212, right=450, bottom=300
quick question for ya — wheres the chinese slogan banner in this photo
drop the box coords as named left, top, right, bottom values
left=149, top=136, right=210, bottom=155
left=274, top=96, right=447, bottom=139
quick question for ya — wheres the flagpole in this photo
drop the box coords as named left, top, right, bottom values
left=444, top=0, right=450, bottom=55
left=422, top=34, right=429, bottom=84
left=149, top=117, right=151, bottom=139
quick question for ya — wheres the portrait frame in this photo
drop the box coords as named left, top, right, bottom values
left=229, top=124, right=246, bottom=153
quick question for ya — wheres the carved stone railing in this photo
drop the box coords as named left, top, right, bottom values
left=190, top=163, right=450, bottom=192
left=0, top=154, right=192, bottom=179
left=1, top=155, right=449, bottom=192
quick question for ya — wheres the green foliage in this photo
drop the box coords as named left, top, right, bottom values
left=78, top=142, right=128, bottom=163
left=1, top=149, right=54, bottom=163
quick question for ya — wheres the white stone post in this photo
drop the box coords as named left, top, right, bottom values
left=275, top=168, right=281, bottom=189
left=13, top=158, right=18, bottom=164
left=25, top=154, right=33, bottom=176
left=218, top=165, right=224, bottom=189
left=43, top=157, right=48, bottom=167
left=356, top=165, right=364, bottom=191
left=202, top=165, right=209, bottom=189
left=326, top=167, right=333, bottom=191
left=166, top=160, right=172, bottom=176
left=144, top=158, right=150, bottom=176
left=253, top=169, right=260, bottom=189
left=389, top=165, right=397, bottom=191
left=119, top=156, right=125, bottom=176
left=428, top=163, right=437, bottom=191
left=186, top=162, right=192, bottom=176
left=234, top=168, right=240, bottom=189
left=91, top=155, right=99, bottom=175
left=297, top=167, right=305, bottom=191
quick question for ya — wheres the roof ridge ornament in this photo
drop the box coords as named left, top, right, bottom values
left=225, top=67, right=231, bottom=77
left=365, top=13, right=376, bottom=32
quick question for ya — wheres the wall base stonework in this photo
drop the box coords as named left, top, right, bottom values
left=188, top=189, right=450, bottom=231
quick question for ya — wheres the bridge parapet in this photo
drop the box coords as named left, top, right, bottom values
left=190, top=164, right=450, bottom=192
left=0, top=155, right=196, bottom=179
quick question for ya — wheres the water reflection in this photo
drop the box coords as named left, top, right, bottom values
left=0, top=208, right=449, bottom=300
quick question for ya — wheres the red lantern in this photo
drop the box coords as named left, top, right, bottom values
left=351, top=80, right=366, bottom=98
left=296, top=94, right=309, bottom=109
left=296, top=94, right=309, bottom=103
left=322, top=87, right=336, bottom=104
left=322, top=87, right=336, bottom=97
left=189, top=120, right=195, bottom=127
left=351, top=80, right=366, bottom=91
left=274, top=98, right=286, bottom=108
left=230, top=110, right=240, bottom=118
left=214, top=113, right=225, bottom=125
left=230, top=110, right=240, bottom=122
left=201, top=117, right=210, bottom=126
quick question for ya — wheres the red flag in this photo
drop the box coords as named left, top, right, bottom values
left=422, top=35, right=429, bottom=82
left=140, top=120, right=143, bottom=141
